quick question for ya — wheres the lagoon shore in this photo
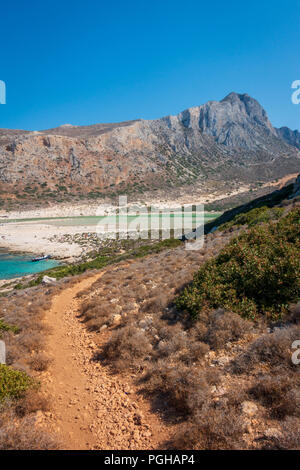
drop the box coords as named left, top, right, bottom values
left=0, top=195, right=224, bottom=261
left=0, top=221, right=91, bottom=260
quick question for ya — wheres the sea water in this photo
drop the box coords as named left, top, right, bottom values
left=0, top=253, right=60, bottom=280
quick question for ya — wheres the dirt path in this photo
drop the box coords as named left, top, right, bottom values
left=40, top=273, right=170, bottom=450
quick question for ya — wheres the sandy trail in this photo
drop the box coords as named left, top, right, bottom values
left=41, top=272, right=170, bottom=450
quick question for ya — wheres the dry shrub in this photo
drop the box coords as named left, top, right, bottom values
left=289, top=302, right=300, bottom=324
left=153, top=328, right=209, bottom=365
left=205, top=309, right=252, bottom=349
left=28, top=353, right=52, bottom=372
left=80, top=299, right=114, bottom=330
left=141, top=294, right=169, bottom=313
left=171, top=405, right=245, bottom=449
left=233, top=325, right=300, bottom=374
left=102, top=324, right=153, bottom=371
left=248, top=375, right=300, bottom=419
left=271, top=417, right=300, bottom=450
left=0, top=420, right=58, bottom=450
left=18, top=330, right=45, bottom=353
left=15, top=389, right=50, bottom=418
left=142, top=363, right=210, bottom=415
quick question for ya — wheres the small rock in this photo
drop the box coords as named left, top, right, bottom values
left=110, top=314, right=122, bottom=325
left=241, top=401, right=258, bottom=417
left=264, top=427, right=282, bottom=439
left=214, top=356, right=230, bottom=366
left=215, top=386, right=226, bottom=397
left=133, top=412, right=143, bottom=425
left=139, top=316, right=153, bottom=330
left=42, top=275, right=57, bottom=284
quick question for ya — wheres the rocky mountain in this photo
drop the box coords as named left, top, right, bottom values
left=0, top=92, right=299, bottom=206
left=276, top=126, right=300, bottom=150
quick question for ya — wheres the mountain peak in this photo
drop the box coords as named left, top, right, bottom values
left=221, top=91, right=250, bottom=103
left=176, top=91, right=276, bottom=149
left=0, top=91, right=299, bottom=205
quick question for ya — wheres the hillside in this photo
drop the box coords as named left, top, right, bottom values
left=0, top=178, right=299, bottom=449
left=0, top=92, right=299, bottom=209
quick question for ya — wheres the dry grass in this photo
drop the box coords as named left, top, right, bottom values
left=0, top=419, right=58, bottom=450
left=170, top=405, right=245, bottom=450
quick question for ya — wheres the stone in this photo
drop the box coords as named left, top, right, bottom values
left=111, top=314, right=122, bottom=325
left=42, top=275, right=57, bottom=284
left=214, top=356, right=230, bottom=366
left=241, top=401, right=258, bottom=417
left=264, top=427, right=282, bottom=439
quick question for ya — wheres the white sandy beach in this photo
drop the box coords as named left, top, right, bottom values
left=0, top=180, right=280, bottom=260
left=0, top=222, right=88, bottom=259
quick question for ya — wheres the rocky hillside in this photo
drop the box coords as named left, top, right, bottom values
left=0, top=176, right=299, bottom=450
left=276, top=127, right=300, bottom=150
left=0, top=93, right=299, bottom=206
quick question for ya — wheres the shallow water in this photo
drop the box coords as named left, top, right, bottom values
left=0, top=253, right=60, bottom=280
left=0, top=212, right=221, bottom=227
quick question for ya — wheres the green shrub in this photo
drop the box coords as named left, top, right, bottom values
left=176, top=209, right=300, bottom=321
left=0, top=319, right=19, bottom=336
left=0, top=365, right=33, bottom=402
left=219, top=206, right=284, bottom=231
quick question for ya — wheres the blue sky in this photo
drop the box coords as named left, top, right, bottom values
left=0, top=0, right=299, bottom=130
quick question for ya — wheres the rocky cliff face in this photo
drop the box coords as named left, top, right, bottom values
left=0, top=92, right=299, bottom=205
left=177, top=92, right=277, bottom=149
left=276, top=127, right=300, bottom=150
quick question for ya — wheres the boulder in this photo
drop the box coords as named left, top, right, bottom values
left=42, top=275, right=57, bottom=284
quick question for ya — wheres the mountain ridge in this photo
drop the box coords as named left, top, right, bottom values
left=0, top=92, right=299, bottom=207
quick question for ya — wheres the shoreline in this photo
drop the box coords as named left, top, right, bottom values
left=0, top=250, right=64, bottom=287
left=0, top=191, right=246, bottom=220
left=0, top=173, right=296, bottom=221
left=0, top=210, right=221, bottom=261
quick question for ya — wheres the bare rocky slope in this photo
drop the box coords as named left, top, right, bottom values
left=0, top=92, right=299, bottom=206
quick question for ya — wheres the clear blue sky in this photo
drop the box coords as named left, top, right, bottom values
left=1, top=0, right=300, bottom=131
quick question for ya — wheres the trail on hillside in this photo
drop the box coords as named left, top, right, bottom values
left=40, top=273, right=170, bottom=450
